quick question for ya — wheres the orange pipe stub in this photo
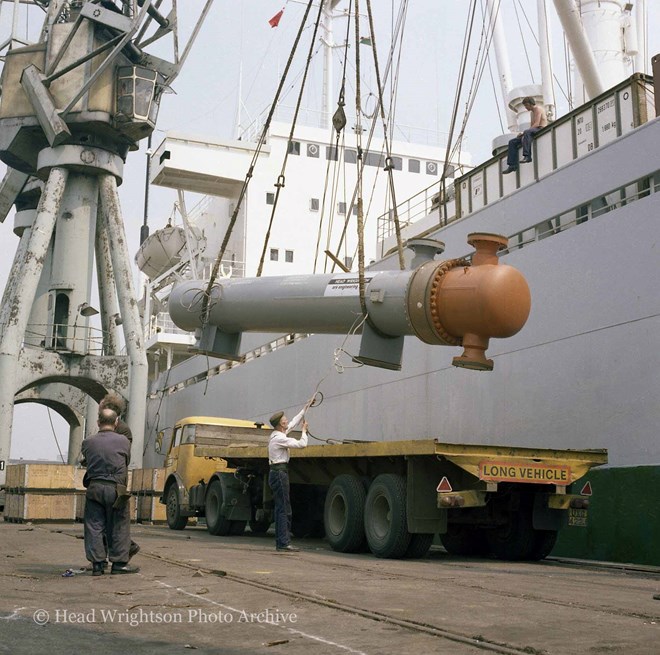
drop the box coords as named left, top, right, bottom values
left=432, top=234, right=531, bottom=371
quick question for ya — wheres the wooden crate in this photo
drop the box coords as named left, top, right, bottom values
left=141, top=468, right=166, bottom=494
left=137, top=496, right=167, bottom=523
left=4, top=492, right=76, bottom=522
left=6, top=464, right=79, bottom=490
left=129, top=468, right=143, bottom=493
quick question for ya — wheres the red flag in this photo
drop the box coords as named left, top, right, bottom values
left=268, top=8, right=284, bottom=28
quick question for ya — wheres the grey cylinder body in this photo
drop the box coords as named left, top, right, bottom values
left=169, top=270, right=414, bottom=338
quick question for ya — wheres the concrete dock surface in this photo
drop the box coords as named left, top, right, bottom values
left=0, top=521, right=658, bottom=655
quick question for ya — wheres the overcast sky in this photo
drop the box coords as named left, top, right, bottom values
left=1, top=0, right=658, bottom=460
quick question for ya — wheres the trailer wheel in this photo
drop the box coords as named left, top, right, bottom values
left=404, top=533, right=434, bottom=559
left=324, top=474, right=367, bottom=553
left=440, top=525, right=489, bottom=557
left=528, top=529, right=558, bottom=561
left=487, top=501, right=536, bottom=561
left=229, top=520, right=247, bottom=536
left=364, top=474, right=411, bottom=559
left=205, top=480, right=231, bottom=536
left=165, top=484, right=188, bottom=531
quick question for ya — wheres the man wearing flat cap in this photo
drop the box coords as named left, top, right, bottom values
left=268, top=402, right=312, bottom=552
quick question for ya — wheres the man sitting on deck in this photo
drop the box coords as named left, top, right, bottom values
left=503, top=96, right=548, bottom=174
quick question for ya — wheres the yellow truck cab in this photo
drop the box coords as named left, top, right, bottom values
left=159, top=417, right=270, bottom=535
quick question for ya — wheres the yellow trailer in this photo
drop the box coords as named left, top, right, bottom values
left=163, top=420, right=606, bottom=561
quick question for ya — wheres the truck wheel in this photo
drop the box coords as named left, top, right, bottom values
left=166, top=484, right=188, bottom=531
left=249, top=518, right=271, bottom=534
left=440, top=525, right=489, bottom=557
left=404, top=533, right=434, bottom=559
left=487, top=501, right=536, bottom=561
left=528, top=529, right=558, bottom=561
left=205, top=480, right=231, bottom=536
left=324, top=474, right=367, bottom=553
left=364, top=474, right=411, bottom=559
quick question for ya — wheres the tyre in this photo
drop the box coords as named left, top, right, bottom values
left=528, top=529, right=558, bottom=561
left=165, top=484, right=188, bottom=531
left=404, top=533, right=434, bottom=559
left=205, top=480, right=231, bottom=536
left=440, top=525, right=489, bottom=557
left=364, top=474, right=411, bottom=559
left=486, top=497, right=536, bottom=561
left=229, top=520, right=247, bottom=536
left=324, top=474, right=367, bottom=553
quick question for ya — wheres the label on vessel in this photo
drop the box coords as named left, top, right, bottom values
left=324, top=275, right=373, bottom=296
left=479, top=460, right=570, bottom=485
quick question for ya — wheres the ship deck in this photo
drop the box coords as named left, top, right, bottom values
left=1, top=521, right=658, bottom=654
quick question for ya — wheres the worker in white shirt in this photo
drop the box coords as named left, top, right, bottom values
left=268, top=403, right=311, bottom=552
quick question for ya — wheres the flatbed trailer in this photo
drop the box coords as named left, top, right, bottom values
left=177, top=434, right=607, bottom=561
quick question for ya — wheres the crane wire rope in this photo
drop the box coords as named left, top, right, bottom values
left=329, top=0, right=408, bottom=270
left=199, top=0, right=316, bottom=325
left=314, top=0, right=353, bottom=274
left=513, top=0, right=535, bottom=82
left=255, top=0, right=326, bottom=277
left=514, top=0, right=570, bottom=105
left=480, top=0, right=506, bottom=134
left=365, top=0, right=405, bottom=271
left=436, top=0, right=479, bottom=225
left=353, top=0, right=368, bottom=318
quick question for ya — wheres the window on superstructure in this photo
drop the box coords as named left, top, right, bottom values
left=307, top=143, right=320, bottom=158
left=344, top=149, right=357, bottom=164
left=266, top=192, right=275, bottom=205
left=408, top=159, right=420, bottom=173
left=344, top=256, right=353, bottom=270
left=426, top=161, right=438, bottom=175
left=352, top=204, right=358, bottom=215
left=310, top=198, right=320, bottom=211
left=365, top=152, right=384, bottom=167
left=338, top=201, right=346, bottom=214
left=287, top=140, right=301, bottom=155
left=285, top=250, right=294, bottom=263
left=326, top=146, right=339, bottom=161
left=388, top=156, right=403, bottom=171
left=270, top=248, right=279, bottom=261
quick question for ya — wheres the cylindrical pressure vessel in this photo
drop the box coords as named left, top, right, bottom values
left=169, top=233, right=531, bottom=371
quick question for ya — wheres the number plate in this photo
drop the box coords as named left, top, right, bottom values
left=568, top=508, right=588, bottom=527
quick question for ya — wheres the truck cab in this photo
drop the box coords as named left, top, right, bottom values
left=159, top=417, right=270, bottom=535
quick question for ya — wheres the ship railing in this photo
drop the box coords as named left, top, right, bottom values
left=149, top=332, right=310, bottom=399
left=23, top=323, right=110, bottom=355
left=453, top=74, right=655, bottom=223
left=378, top=74, right=655, bottom=254
left=376, top=182, right=460, bottom=243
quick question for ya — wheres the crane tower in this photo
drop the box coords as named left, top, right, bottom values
left=0, top=0, right=213, bottom=482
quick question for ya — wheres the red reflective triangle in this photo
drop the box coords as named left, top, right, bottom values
left=580, top=481, right=593, bottom=496
left=437, top=476, right=452, bottom=492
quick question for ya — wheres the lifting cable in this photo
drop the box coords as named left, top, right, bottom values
left=200, top=0, right=315, bottom=324
left=314, top=0, right=352, bottom=274
left=437, top=0, right=478, bottom=225
left=365, top=0, right=405, bottom=271
left=256, top=0, right=326, bottom=277
left=353, top=0, right=368, bottom=317
left=329, top=0, right=408, bottom=270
